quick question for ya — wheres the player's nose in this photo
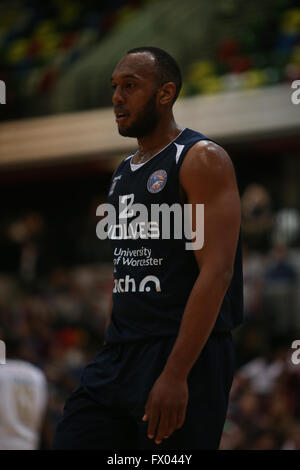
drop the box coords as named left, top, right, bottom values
left=112, top=85, right=125, bottom=106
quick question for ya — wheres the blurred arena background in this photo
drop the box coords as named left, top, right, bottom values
left=0, top=0, right=300, bottom=450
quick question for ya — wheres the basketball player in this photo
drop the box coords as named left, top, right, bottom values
left=53, top=47, right=243, bottom=450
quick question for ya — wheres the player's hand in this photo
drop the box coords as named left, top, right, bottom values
left=142, top=371, right=188, bottom=444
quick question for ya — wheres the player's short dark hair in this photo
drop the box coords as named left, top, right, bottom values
left=127, top=46, right=182, bottom=103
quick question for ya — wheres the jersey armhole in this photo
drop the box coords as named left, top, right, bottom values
left=176, top=137, right=215, bottom=170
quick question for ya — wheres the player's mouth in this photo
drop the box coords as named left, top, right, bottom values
left=115, top=111, right=129, bottom=124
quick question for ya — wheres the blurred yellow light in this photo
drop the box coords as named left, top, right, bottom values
left=187, top=61, right=215, bottom=82
left=280, top=8, right=300, bottom=34
left=242, top=69, right=268, bottom=89
left=200, top=76, right=223, bottom=94
left=33, top=20, right=56, bottom=39
left=6, top=38, right=29, bottom=63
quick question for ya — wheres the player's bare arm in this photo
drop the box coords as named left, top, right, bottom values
left=143, top=140, right=241, bottom=444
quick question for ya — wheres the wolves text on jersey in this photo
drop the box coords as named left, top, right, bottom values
left=96, top=194, right=204, bottom=250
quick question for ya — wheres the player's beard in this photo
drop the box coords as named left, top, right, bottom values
left=118, top=92, right=159, bottom=138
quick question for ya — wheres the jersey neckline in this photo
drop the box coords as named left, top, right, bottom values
left=129, top=127, right=187, bottom=172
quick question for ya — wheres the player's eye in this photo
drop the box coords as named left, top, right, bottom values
left=111, top=83, right=117, bottom=90
left=125, top=82, right=136, bottom=89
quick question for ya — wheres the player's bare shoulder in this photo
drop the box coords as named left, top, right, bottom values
left=180, top=140, right=234, bottom=177
left=179, top=139, right=236, bottom=194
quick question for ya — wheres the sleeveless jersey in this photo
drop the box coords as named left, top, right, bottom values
left=103, top=128, right=243, bottom=343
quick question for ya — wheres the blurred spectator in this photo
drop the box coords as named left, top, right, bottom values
left=0, top=331, right=48, bottom=450
left=241, top=183, right=273, bottom=253
left=263, top=244, right=297, bottom=335
left=281, top=422, right=300, bottom=450
left=242, top=242, right=265, bottom=318
left=236, top=354, right=284, bottom=397
left=247, top=428, right=281, bottom=450
left=272, top=208, right=300, bottom=247
left=6, top=212, right=47, bottom=283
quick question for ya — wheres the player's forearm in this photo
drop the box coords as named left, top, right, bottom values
left=162, top=265, right=233, bottom=380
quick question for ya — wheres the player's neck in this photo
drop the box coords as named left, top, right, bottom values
left=136, top=116, right=182, bottom=162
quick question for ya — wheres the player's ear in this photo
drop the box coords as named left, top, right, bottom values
left=158, top=82, right=176, bottom=105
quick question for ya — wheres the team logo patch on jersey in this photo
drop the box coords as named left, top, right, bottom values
left=147, top=170, right=167, bottom=194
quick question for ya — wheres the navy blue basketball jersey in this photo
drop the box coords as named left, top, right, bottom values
left=103, top=128, right=243, bottom=343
